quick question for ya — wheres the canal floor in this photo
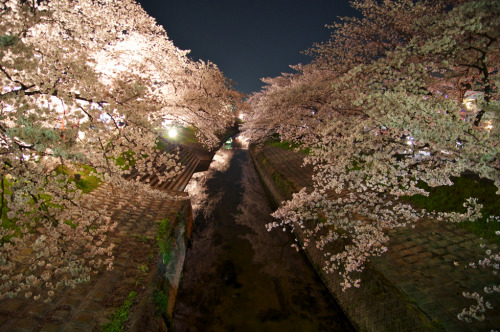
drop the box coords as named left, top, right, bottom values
left=173, top=144, right=354, bottom=332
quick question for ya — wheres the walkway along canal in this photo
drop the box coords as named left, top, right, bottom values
left=172, top=138, right=354, bottom=331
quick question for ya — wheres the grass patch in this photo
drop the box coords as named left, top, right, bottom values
left=114, top=150, right=136, bottom=171
left=263, top=133, right=310, bottom=154
left=154, top=290, right=169, bottom=317
left=272, top=172, right=296, bottom=196
left=177, top=126, right=199, bottom=144
left=54, top=164, right=101, bottom=194
left=0, top=177, right=19, bottom=244
left=0, top=164, right=101, bottom=244
left=156, top=218, right=174, bottom=265
left=101, top=291, right=137, bottom=332
left=155, top=138, right=170, bottom=152
left=138, top=264, right=149, bottom=274
left=346, top=159, right=364, bottom=174
left=402, top=175, right=500, bottom=244
left=265, top=139, right=310, bottom=155
left=129, top=234, right=150, bottom=243
left=1, top=176, right=69, bottom=243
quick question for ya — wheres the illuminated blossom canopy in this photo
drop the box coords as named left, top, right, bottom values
left=0, top=0, right=241, bottom=300
left=244, top=0, right=499, bottom=316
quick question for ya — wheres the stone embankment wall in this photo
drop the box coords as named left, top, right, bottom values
left=0, top=182, right=196, bottom=331
left=249, top=145, right=435, bottom=332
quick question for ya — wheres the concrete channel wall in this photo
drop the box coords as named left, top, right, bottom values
left=137, top=130, right=238, bottom=331
left=249, top=145, right=435, bottom=332
left=129, top=194, right=194, bottom=331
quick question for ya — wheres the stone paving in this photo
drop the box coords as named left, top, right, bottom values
left=0, top=183, right=189, bottom=331
left=253, top=145, right=500, bottom=331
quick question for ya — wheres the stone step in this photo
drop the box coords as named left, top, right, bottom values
left=137, top=148, right=187, bottom=183
left=160, top=152, right=199, bottom=192
left=147, top=150, right=190, bottom=188
left=122, top=143, right=200, bottom=193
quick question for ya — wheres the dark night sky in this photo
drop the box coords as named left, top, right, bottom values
left=136, top=0, right=358, bottom=95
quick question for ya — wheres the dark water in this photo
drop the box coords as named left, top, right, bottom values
left=173, top=143, right=354, bottom=332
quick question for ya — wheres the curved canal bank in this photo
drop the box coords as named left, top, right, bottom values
left=248, top=144, right=433, bottom=332
left=249, top=144, right=500, bottom=332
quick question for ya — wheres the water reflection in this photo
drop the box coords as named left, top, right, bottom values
left=174, top=148, right=354, bottom=332
left=185, top=149, right=234, bottom=219
left=223, top=134, right=249, bottom=150
left=235, top=159, right=291, bottom=278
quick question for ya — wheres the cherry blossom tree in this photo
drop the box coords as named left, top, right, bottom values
left=0, top=0, right=240, bottom=301
left=174, top=60, right=241, bottom=147
left=246, top=0, right=499, bottom=304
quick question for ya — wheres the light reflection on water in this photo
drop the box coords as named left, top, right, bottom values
left=223, top=133, right=249, bottom=150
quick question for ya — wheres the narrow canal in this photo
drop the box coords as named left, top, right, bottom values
left=173, top=137, right=354, bottom=332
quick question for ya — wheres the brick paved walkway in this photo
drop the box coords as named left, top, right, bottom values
left=255, top=145, right=500, bottom=331
left=0, top=183, right=189, bottom=331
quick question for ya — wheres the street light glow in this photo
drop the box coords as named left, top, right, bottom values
left=168, top=127, right=177, bottom=138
